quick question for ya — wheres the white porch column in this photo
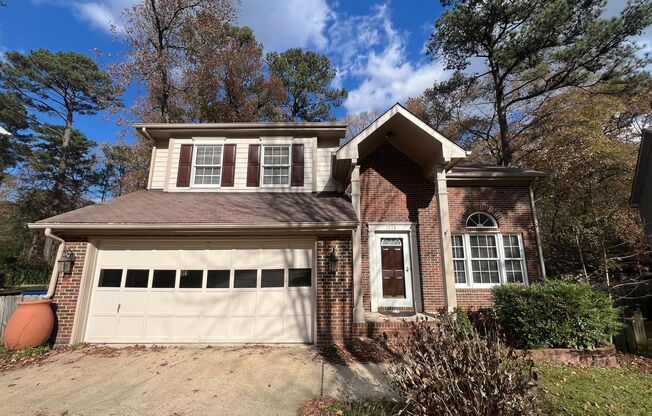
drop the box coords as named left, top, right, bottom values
left=435, top=165, right=457, bottom=312
left=351, top=162, right=365, bottom=323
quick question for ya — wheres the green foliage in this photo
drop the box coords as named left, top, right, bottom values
left=493, top=281, right=622, bottom=349
left=267, top=48, right=347, bottom=121
left=386, top=319, right=536, bottom=415
left=20, top=124, right=98, bottom=213
left=523, top=89, right=647, bottom=281
left=424, top=0, right=652, bottom=165
left=0, top=49, right=121, bottom=119
left=0, top=92, right=29, bottom=185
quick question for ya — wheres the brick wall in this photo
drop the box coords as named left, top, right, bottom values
left=316, top=235, right=353, bottom=345
left=50, top=239, right=87, bottom=345
left=359, top=142, right=445, bottom=312
left=448, top=185, right=543, bottom=309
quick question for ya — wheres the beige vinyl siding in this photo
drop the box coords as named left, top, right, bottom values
left=150, top=141, right=168, bottom=190
left=315, top=139, right=339, bottom=192
left=165, top=137, right=316, bottom=192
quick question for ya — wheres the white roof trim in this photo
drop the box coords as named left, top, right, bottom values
left=336, top=103, right=467, bottom=160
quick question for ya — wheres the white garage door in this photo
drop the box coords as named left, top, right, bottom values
left=84, top=240, right=314, bottom=343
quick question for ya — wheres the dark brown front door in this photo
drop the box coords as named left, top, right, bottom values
left=381, top=239, right=406, bottom=298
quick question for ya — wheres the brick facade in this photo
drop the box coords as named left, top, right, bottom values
left=50, top=240, right=87, bottom=345
left=316, top=235, right=354, bottom=345
left=359, top=142, right=445, bottom=312
left=448, top=185, right=543, bottom=309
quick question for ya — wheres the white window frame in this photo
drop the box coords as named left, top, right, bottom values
left=191, top=144, right=224, bottom=187
left=466, top=212, right=498, bottom=229
left=453, top=233, right=528, bottom=288
left=261, top=145, right=291, bottom=187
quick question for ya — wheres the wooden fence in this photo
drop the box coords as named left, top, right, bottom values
left=0, top=294, right=42, bottom=341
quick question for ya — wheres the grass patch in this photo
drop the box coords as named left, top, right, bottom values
left=300, top=360, right=652, bottom=416
left=0, top=344, right=51, bottom=370
left=297, top=397, right=403, bottom=416
left=537, top=362, right=652, bottom=415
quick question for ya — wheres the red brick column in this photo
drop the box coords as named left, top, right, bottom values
left=50, top=240, right=87, bottom=345
left=316, top=235, right=353, bottom=345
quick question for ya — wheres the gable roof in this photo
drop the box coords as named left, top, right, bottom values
left=29, top=190, right=358, bottom=233
left=337, top=103, right=468, bottom=164
left=631, top=128, right=652, bottom=207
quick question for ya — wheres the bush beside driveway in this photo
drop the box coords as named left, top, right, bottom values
left=0, top=345, right=390, bottom=416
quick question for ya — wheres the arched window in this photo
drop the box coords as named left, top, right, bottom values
left=466, top=212, right=498, bottom=229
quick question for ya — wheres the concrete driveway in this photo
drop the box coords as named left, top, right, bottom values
left=0, top=345, right=390, bottom=416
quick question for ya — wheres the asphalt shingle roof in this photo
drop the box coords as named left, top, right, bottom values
left=36, top=190, right=357, bottom=226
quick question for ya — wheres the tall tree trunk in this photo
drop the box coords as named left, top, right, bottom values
left=51, top=113, right=73, bottom=216
left=489, top=57, right=512, bottom=166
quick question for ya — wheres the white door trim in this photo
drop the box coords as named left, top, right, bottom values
left=368, top=222, right=421, bottom=311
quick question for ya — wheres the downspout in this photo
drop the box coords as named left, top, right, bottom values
left=529, top=184, right=547, bottom=279
left=43, top=228, right=65, bottom=299
left=141, top=127, right=156, bottom=190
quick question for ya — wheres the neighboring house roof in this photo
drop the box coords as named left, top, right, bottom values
left=134, top=122, right=347, bottom=142
left=29, top=190, right=358, bottom=232
left=631, top=128, right=652, bottom=207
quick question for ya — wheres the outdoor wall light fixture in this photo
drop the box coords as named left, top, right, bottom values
left=328, top=248, right=339, bottom=273
left=385, top=130, right=395, bottom=141
left=57, top=247, right=75, bottom=274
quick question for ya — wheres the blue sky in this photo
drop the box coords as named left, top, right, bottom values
left=0, top=0, right=649, bottom=146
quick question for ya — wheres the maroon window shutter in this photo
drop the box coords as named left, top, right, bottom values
left=246, top=144, right=260, bottom=187
left=176, top=144, right=193, bottom=187
left=291, top=144, right=304, bottom=187
left=221, top=144, right=236, bottom=187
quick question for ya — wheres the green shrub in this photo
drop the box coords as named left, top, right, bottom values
left=386, top=319, right=537, bottom=416
left=493, top=281, right=622, bottom=349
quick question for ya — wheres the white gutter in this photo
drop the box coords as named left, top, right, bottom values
left=28, top=221, right=358, bottom=230
left=43, top=228, right=64, bottom=299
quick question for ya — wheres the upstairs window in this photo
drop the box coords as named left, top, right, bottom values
left=466, top=212, right=498, bottom=229
left=262, top=146, right=290, bottom=185
left=193, top=145, right=223, bottom=185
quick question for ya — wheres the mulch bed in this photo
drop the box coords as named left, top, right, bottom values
left=617, top=352, right=652, bottom=372
left=296, top=396, right=335, bottom=416
left=319, top=337, right=396, bottom=365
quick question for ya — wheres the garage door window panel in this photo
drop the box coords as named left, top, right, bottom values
left=125, top=269, right=149, bottom=288
left=234, top=269, right=257, bottom=288
left=180, top=270, right=203, bottom=288
left=207, top=270, right=230, bottom=289
left=288, top=269, right=311, bottom=287
left=152, top=270, right=176, bottom=288
left=261, top=269, right=284, bottom=288
left=98, top=269, right=122, bottom=287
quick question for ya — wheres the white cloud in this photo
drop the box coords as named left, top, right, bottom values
left=73, top=1, right=133, bottom=34
left=238, top=0, right=333, bottom=51
left=330, top=4, right=446, bottom=114
left=32, top=0, right=136, bottom=34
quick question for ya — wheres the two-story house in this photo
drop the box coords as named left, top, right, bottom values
left=30, top=104, right=546, bottom=346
